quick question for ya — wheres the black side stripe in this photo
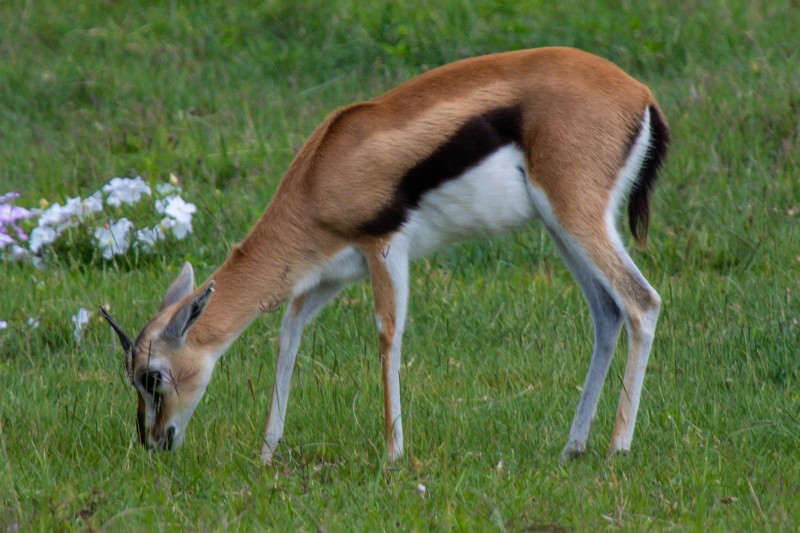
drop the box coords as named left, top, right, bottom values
left=359, top=105, right=523, bottom=236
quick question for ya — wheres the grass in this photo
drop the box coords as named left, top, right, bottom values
left=1, top=0, right=799, bottom=529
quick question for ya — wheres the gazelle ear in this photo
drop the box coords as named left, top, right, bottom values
left=160, top=262, right=195, bottom=311
left=161, top=281, right=215, bottom=345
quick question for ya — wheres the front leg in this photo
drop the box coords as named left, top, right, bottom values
left=260, top=283, right=343, bottom=463
left=362, top=236, right=409, bottom=461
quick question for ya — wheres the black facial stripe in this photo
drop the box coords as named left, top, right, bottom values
left=153, top=391, right=163, bottom=411
left=137, top=413, right=146, bottom=444
left=141, top=370, right=162, bottom=396
left=359, top=105, right=524, bottom=236
left=165, top=426, right=175, bottom=451
left=136, top=393, right=147, bottom=445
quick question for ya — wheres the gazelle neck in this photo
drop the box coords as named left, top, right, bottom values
left=184, top=194, right=336, bottom=353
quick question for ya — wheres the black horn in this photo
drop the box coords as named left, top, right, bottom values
left=99, top=307, right=133, bottom=352
left=99, top=307, right=135, bottom=384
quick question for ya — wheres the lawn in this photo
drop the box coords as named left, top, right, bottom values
left=1, top=0, right=798, bottom=530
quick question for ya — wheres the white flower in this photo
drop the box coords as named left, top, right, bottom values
left=83, top=192, right=104, bottom=214
left=0, top=320, right=7, bottom=330
left=415, top=484, right=426, bottom=495
left=93, top=218, right=134, bottom=259
left=38, top=202, right=76, bottom=228
left=159, top=216, right=190, bottom=240
left=164, top=196, right=195, bottom=223
left=33, top=201, right=82, bottom=253
left=29, top=226, right=57, bottom=253
left=27, top=316, right=40, bottom=329
left=103, top=176, right=151, bottom=207
left=62, top=197, right=86, bottom=218
left=25, top=192, right=105, bottom=256
left=135, top=225, right=164, bottom=250
left=154, top=197, right=168, bottom=215
left=156, top=196, right=196, bottom=239
left=156, top=195, right=195, bottom=220
left=71, top=307, right=90, bottom=343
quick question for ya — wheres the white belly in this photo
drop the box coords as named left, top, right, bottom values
left=404, top=144, right=535, bottom=259
left=310, top=144, right=536, bottom=290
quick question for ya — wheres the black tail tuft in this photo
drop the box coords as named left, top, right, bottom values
left=628, top=105, right=670, bottom=245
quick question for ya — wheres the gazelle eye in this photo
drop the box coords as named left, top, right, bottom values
left=141, top=370, right=162, bottom=395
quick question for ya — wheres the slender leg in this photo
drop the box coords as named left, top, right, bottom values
left=569, top=234, right=660, bottom=457
left=260, top=282, right=344, bottom=463
left=362, top=236, right=409, bottom=461
left=531, top=166, right=658, bottom=460
left=606, top=252, right=660, bottom=455
left=549, top=235, right=624, bottom=463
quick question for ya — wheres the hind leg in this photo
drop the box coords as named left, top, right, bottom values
left=577, top=234, right=660, bottom=457
left=605, top=251, right=660, bottom=455
left=548, top=234, right=625, bottom=462
left=530, top=181, right=659, bottom=459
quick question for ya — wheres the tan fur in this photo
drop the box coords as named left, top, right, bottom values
left=360, top=238, right=400, bottom=453
left=114, top=47, right=667, bottom=459
left=196, top=47, right=657, bottom=307
left=305, top=48, right=656, bottom=237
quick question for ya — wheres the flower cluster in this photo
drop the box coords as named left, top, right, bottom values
left=29, top=193, right=104, bottom=253
left=0, top=192, right=34, bottom=251
left=1, top=175, right=198, bottom=264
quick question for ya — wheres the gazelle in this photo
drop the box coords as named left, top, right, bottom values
left=101, top=47, right=669, bottom=463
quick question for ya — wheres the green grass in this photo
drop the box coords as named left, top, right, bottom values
left=1, top=0, right=799, bottom=529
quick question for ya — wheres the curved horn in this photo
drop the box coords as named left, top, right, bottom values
left=99, top=307, right=135, bottom=384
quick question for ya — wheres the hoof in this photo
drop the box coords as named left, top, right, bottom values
left=387, top=449, right=403, bottom=462
left=605, top=446, right=631, bottom=460
left=387, top=443, right=403, bottom=462
left=259, top=450, right=273, bottom=465
left=559, top=440, right=586, bottom=465
left=259, top=441, right=278, bottom=465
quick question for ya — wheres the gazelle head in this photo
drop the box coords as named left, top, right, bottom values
left=101, top=262, right=216, bottom=451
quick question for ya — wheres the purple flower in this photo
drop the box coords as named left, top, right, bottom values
left=0, top=192, right=34, bottom=248
left=0, top=192, right=20, bottom=203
